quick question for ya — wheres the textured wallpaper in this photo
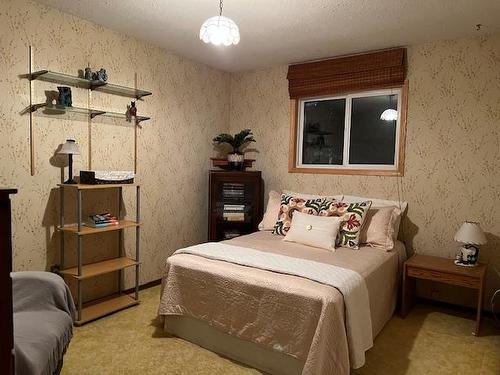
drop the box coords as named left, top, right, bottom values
left=229, top=34, right=500, bottom=307
left=0, top=0, right=230, bottom=300
left=1, top=0, right=499, bottom=308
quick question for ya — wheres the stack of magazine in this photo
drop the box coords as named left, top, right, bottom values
left=222, top=204, right=245, bottom=222
left=85, top=213, right=119, bottom=228
left=222, top=182, right=245, bottom=200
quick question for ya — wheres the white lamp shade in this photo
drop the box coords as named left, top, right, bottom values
left=58, top=139, right=80, bottom=155
left=454, top=221, right=487, bottom=245
left=199, top=15, right=240, bottom=46
left=380, top=109, right=398, bottom=121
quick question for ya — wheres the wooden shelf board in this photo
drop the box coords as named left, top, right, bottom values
left=58, top=183, right=137, bottom=190
left=58, top=220, right=140, bottom=235
left=75, top=294, right=139, bottom=326
left=60, top=257, right=139, bottom=280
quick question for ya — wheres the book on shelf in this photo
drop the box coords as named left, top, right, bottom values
left=223, top=213, right=245, bottom=222
left=222, top=183, right=245, bottom=199
left=85, top=212, right=119, bottom=227
left=223, top=204, right=245, bottom=209
left=84, top=221, right=120, bottom=228
left=222, top=204, right=246, bottom=213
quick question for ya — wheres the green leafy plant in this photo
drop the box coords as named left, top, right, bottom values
left=213, top=129, right=256, bottom=154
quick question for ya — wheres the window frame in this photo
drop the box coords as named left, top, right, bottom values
left=289, top=81, right=408, bottom=176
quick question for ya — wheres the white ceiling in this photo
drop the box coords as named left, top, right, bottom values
left=36, top=0, right=500, bottom=72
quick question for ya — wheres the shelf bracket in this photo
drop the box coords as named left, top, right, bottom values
left=136, top=92, right=152, bottom=100
left=29, top=103, right=46, bottom=113
left=135, top=117, right=151, bottom=125
left=90, top=110, right=106, bottom=119
left=28, top=69, right=49, bottom=81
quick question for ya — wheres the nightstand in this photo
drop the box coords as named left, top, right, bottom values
left=402, top=254, right=487, bottom=336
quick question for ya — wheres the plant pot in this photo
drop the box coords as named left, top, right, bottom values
left=227, top=153, right=244, bottom=170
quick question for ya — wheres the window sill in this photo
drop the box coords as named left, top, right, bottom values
left=288, top=166, right=404, bottom=176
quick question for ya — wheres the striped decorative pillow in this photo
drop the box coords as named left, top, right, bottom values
left=272, top=194, right=326, bottom=235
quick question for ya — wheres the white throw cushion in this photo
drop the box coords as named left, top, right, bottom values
left=341, top=194, right=407, bottom=237
left=283, top=190, right=343, bottom=201
left=258, top=190, right=282, bottom=231
left=283, top=211, right=343, bottom=251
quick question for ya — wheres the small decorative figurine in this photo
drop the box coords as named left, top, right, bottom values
left=57, top=86, right=72, bottom=107
left=84, top=67, right=92, bottom=80
left=92, top=68, right=108, bottom=82
left=126, top=103, right=132, bottom=121
left=129, top=101, right=137, bottom=117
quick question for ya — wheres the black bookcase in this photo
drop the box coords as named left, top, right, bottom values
left=208, top=170, right=263, bottom=241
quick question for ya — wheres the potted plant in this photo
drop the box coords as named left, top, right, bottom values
left=213, top=129, right=256, bottom=170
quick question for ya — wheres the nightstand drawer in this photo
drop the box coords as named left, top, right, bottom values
left=407, top=267, right=481, bottom=289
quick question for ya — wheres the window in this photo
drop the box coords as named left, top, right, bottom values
left=290, top=87, right=407, bottom=176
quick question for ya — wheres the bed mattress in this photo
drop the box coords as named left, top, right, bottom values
left=159, top=231, right=406, bottom=375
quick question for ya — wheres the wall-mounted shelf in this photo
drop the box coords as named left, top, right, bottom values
left=28, top=70, right=152, bottom=99
left=29, top=103, right=150, bottom=124
left=24, top=46, right=153, bottom=176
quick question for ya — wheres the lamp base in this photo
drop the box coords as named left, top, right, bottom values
left=455, top=245, right=479, bottom=267
left=63, top=178, right=78, bottom=185
left=454, top=260, right=478, bottom=267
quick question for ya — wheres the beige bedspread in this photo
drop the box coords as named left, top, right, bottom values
left=159, top=231, right=406, bottom=375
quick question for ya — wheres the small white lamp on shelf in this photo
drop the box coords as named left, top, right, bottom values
left=454, top=221, right=487, bottom=267
left=58, top=139, right=80, bottom=184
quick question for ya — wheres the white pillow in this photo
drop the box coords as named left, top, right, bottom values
left=283, top=190, right=343, bottom=201
left=360, top=206, right=401, bottom=251
left=340, top=194, right=407, bottom=237
left=283, top=211, right=343, bottom=251
left=258, top=190, right=282, bottom=231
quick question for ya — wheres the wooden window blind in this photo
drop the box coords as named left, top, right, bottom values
left=287, top=48, right=407, bottom=99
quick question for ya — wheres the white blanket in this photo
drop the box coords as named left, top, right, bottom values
left=174, top=242, right=373, bottom=368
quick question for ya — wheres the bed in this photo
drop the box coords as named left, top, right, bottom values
left=159, top=230, right=406, bottom=375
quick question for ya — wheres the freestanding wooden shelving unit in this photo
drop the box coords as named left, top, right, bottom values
left=58, top=183, right=141, bottom=326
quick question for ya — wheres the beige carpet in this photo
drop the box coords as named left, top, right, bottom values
left=62, top=285, right=500, bottom=375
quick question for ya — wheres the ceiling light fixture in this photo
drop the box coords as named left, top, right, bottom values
left=380, top=109, right=398, bottom=121
left=380, top=94, right=398, bottom=122
left=199, top=0, right=240, bottom=46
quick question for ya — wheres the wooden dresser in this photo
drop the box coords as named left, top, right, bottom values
left=0, top=188, right=17, bottom=375
left=402, top=254, right=487, bottom=336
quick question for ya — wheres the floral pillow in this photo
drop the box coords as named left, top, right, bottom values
left=272, top=194, right=325, bottom=235
left=319, top=200, right=372, bottom=249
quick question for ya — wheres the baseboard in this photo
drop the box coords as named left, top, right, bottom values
left=123, top=278, right=161, bottom=294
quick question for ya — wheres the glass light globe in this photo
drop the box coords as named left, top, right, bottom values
left=199, top=15, right=240, bottom=46
left=380, top=109, right=398, bottom=121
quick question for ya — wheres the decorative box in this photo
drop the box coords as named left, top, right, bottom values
left=79, top=170, right=135, bottom=184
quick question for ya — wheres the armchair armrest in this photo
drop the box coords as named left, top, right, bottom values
left=11, top=271, right=75, bottom=319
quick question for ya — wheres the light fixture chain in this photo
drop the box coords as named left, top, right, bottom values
left=219, top=0, right=223, bottom=16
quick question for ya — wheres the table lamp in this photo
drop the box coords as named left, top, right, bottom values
left=58, top=139, right=80, bottom=184
left=454, top=221, right=487, bottom=267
